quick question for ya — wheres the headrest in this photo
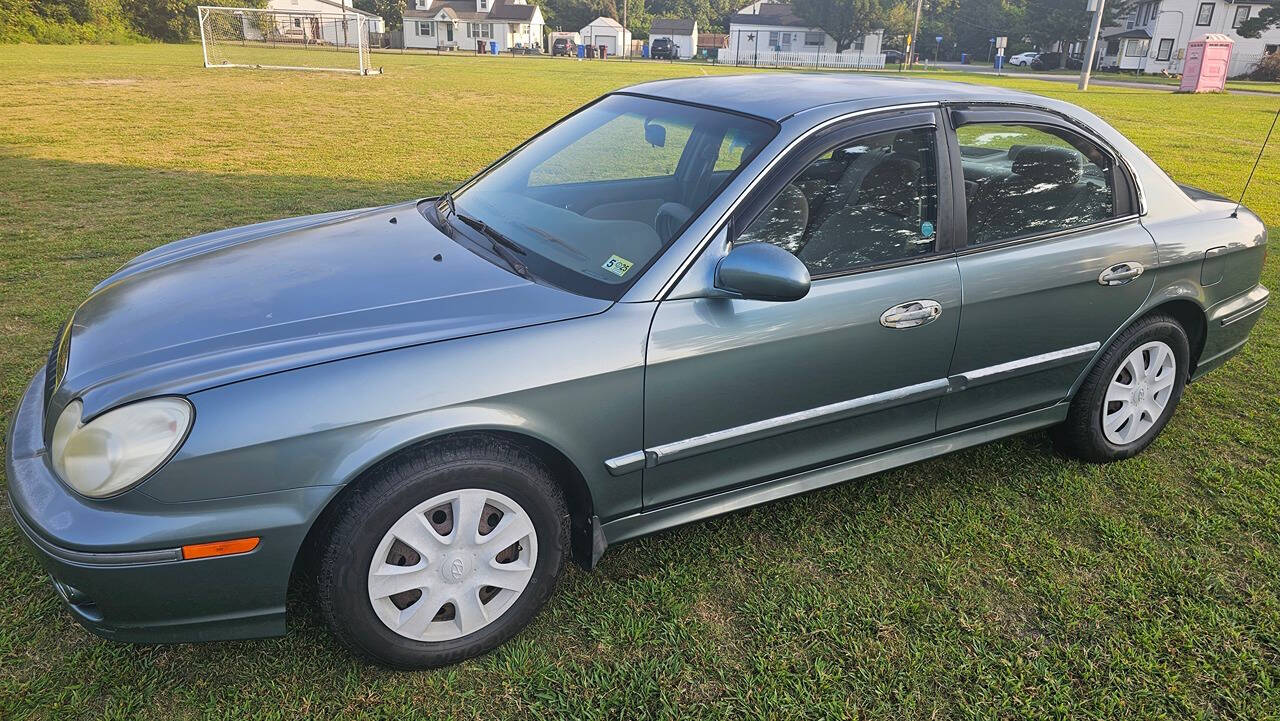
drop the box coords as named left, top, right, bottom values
left=858, top=157, right=917, bottom=216
left=1012, top=145, right=1082, bottom=185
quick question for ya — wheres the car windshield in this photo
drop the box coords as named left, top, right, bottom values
left=449, top=94, right=776, bottom=299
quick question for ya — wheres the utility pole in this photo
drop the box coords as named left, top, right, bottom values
left=622, top=0, right=627, bottom=58
left=1079, top=0, right=1106, bottom=90
left=906, top=0, right=922, bottom=69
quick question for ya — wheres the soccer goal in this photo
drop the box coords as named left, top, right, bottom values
left=198, top=6, right=382, bottom=75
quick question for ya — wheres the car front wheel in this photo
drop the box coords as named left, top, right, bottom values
left=1054, top=314, right=1189, bottom=463
left=316, top=437, right=569, bottom=669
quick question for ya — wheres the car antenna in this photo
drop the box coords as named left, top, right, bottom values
left=1232, top=106, right=1280, bottom=219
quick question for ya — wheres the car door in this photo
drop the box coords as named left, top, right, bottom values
left=638, top=110, right=964, bottom=510
left=937, top=106, right=1157, bottom=431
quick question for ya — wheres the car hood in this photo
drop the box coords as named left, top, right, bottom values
left=53, top=201, right=611, bottom=420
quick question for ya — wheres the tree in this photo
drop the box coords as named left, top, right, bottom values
left=880, top=1, right=912, bottom=49
left=1018, top=0, right=1130, bottom=68
left=1236, top=2, right=1279, bottom=38
left=354, top=0, right=404, bottom=31
left=792, top=0, right=885, bottom=53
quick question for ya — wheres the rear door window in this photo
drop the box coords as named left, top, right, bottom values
left=956, top=123, right=1115, bottom=245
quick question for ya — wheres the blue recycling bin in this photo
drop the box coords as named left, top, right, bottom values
left=960, top=52, right=968, bottom=64
left=489, top=41, right=497, bottom=55
left=577, top=43, right=585, bottom=59
left=642, top=43, right=649, bottom=58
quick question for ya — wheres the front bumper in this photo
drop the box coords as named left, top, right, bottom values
left=5, top=368, right=339, bottom=643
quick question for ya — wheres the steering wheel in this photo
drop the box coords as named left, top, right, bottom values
left=655, top=202, right=693, bottom=240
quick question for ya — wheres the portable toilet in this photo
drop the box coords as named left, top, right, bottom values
left=1179, top=34, right=1233, bottom=93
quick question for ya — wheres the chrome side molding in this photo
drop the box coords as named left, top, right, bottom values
left=948, top=342, right=1101, bottom=391
left=604, top=341, right=1103, bottom=475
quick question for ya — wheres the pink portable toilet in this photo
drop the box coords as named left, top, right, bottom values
left=1179, top=34, right=1234, bottom=93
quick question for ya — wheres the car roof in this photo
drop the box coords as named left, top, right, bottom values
left=621, top=73, right=1037, bottom=122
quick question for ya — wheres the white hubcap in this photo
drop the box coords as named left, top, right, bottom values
left=367, top=489, right=537, bottom=642
left=1102, top=341, right=1176, bottom=445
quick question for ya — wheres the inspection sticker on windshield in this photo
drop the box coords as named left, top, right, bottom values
left=601, top=255, right=634, bottom=277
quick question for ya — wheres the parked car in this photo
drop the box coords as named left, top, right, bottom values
left=884, top=49, right=905, bottom=63
left=551, top=37, right=576, bottom=56
left=1031, top=51, right=1083, bottom=70
left=1008, top=51, right=1039, bottom=66
left=9, top=75, right=1268, bottom=670
left=650, top=37, right=678, bottom=59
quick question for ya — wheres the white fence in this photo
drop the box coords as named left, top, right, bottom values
left=1167, top=52, right=1265, bottom=79
left=720, top=50, right=887, bottom=70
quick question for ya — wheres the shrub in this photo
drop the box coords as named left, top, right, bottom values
left=1249, top=52, right=1280, bottom=82
left=0, top=0, right=145, bottom=43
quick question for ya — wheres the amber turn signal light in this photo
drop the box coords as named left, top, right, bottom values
left=181, top=537, right=260, bottom=560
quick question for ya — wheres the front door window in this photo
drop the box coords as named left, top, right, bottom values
left=736, top=126, right=939, bottom=275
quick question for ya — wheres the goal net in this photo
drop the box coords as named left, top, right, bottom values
left=198, top=6, right=382, bottom=75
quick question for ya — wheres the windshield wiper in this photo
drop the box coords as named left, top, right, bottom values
left=454, top=212, right=532, bottom=279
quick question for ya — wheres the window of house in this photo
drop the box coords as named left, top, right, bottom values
left=293, top=18, right=301, bottom=27
left=1106, top=39, right=1121, bottom=55
left=415, top=0, right=425, bottom=7
left=417, top=21, right=433, bottom=35
left=469, top=22, right=491, bottom=38
left=1138, top=3, right=1148, bottom=25
left=1233, top=6, right=1251, bottom=28
left=736, top=127, right=939, bottom=275
left=956, top=124, right=1115, bottom=246
left=1125, top=38, right=1149, bottom=56
left=480, top=0, right=488, bottom=8
left=1196, top=2, right=1214, bottom=25
left=1156, top=37, right=1174, bottom=60
left=804, top=31, right=823, bottom=46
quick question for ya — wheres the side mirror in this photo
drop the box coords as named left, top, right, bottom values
left=715, top=242, right=810, bottom=302
left=644, top=121, right=666, bottom=148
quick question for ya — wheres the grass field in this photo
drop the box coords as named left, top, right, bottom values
left=2, top=43, right=1279, bottom=720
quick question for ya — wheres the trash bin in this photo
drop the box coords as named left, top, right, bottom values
left=960, top=52, right=968, bottom=64
left=642, top=43, right=649, bottom=59
left=489, top=40, right=497, bottom=55
left=577, top=43, right=585, bottom=59
left=599, top=44, right=607, bottom=60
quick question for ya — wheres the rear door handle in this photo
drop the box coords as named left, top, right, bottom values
left=1098, top=262, right=1144, bottom=286
left=880, top=300, right=942, bottom=329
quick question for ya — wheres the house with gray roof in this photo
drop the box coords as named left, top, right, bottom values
left=403, top=0, right=545, bottom=52
left=725, top=1, right=883, bottom=68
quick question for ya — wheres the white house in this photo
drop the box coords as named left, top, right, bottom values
left=725, top=1, right=883, bottom=67
left=580, top=16, right=631, bottom=56
left=1099, top=0, right=1280, bottom=75
left=246, top=0, right=384, bottom=46
left=403, top=0, right=545, bottom=52
left=649, top=18, right=697, bottom=59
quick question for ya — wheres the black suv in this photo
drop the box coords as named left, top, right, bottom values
left=1030, top=52, right=1083, bottom=70
left=650, top=37, right=677, bottom=59
left=551, top=37, right=576, bottom=56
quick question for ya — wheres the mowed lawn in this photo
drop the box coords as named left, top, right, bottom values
left=2, top=43, right=1279, bottom=720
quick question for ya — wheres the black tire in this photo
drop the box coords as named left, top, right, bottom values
left=1053, top=314, right=1190, bottom=463
left=316, top=436, right=569, bottom=669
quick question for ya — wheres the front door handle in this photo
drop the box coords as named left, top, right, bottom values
left=1098, top=262, right=1145, bottom=286
left=880, top=300, right=942, bottom=329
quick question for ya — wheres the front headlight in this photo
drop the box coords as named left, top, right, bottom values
left=50, top=398, right=193, bottom=498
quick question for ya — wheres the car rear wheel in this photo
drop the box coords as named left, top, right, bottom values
left=316, top=437, right=569, bottom=669
left=1053, top=314, right=1189, bottom=463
